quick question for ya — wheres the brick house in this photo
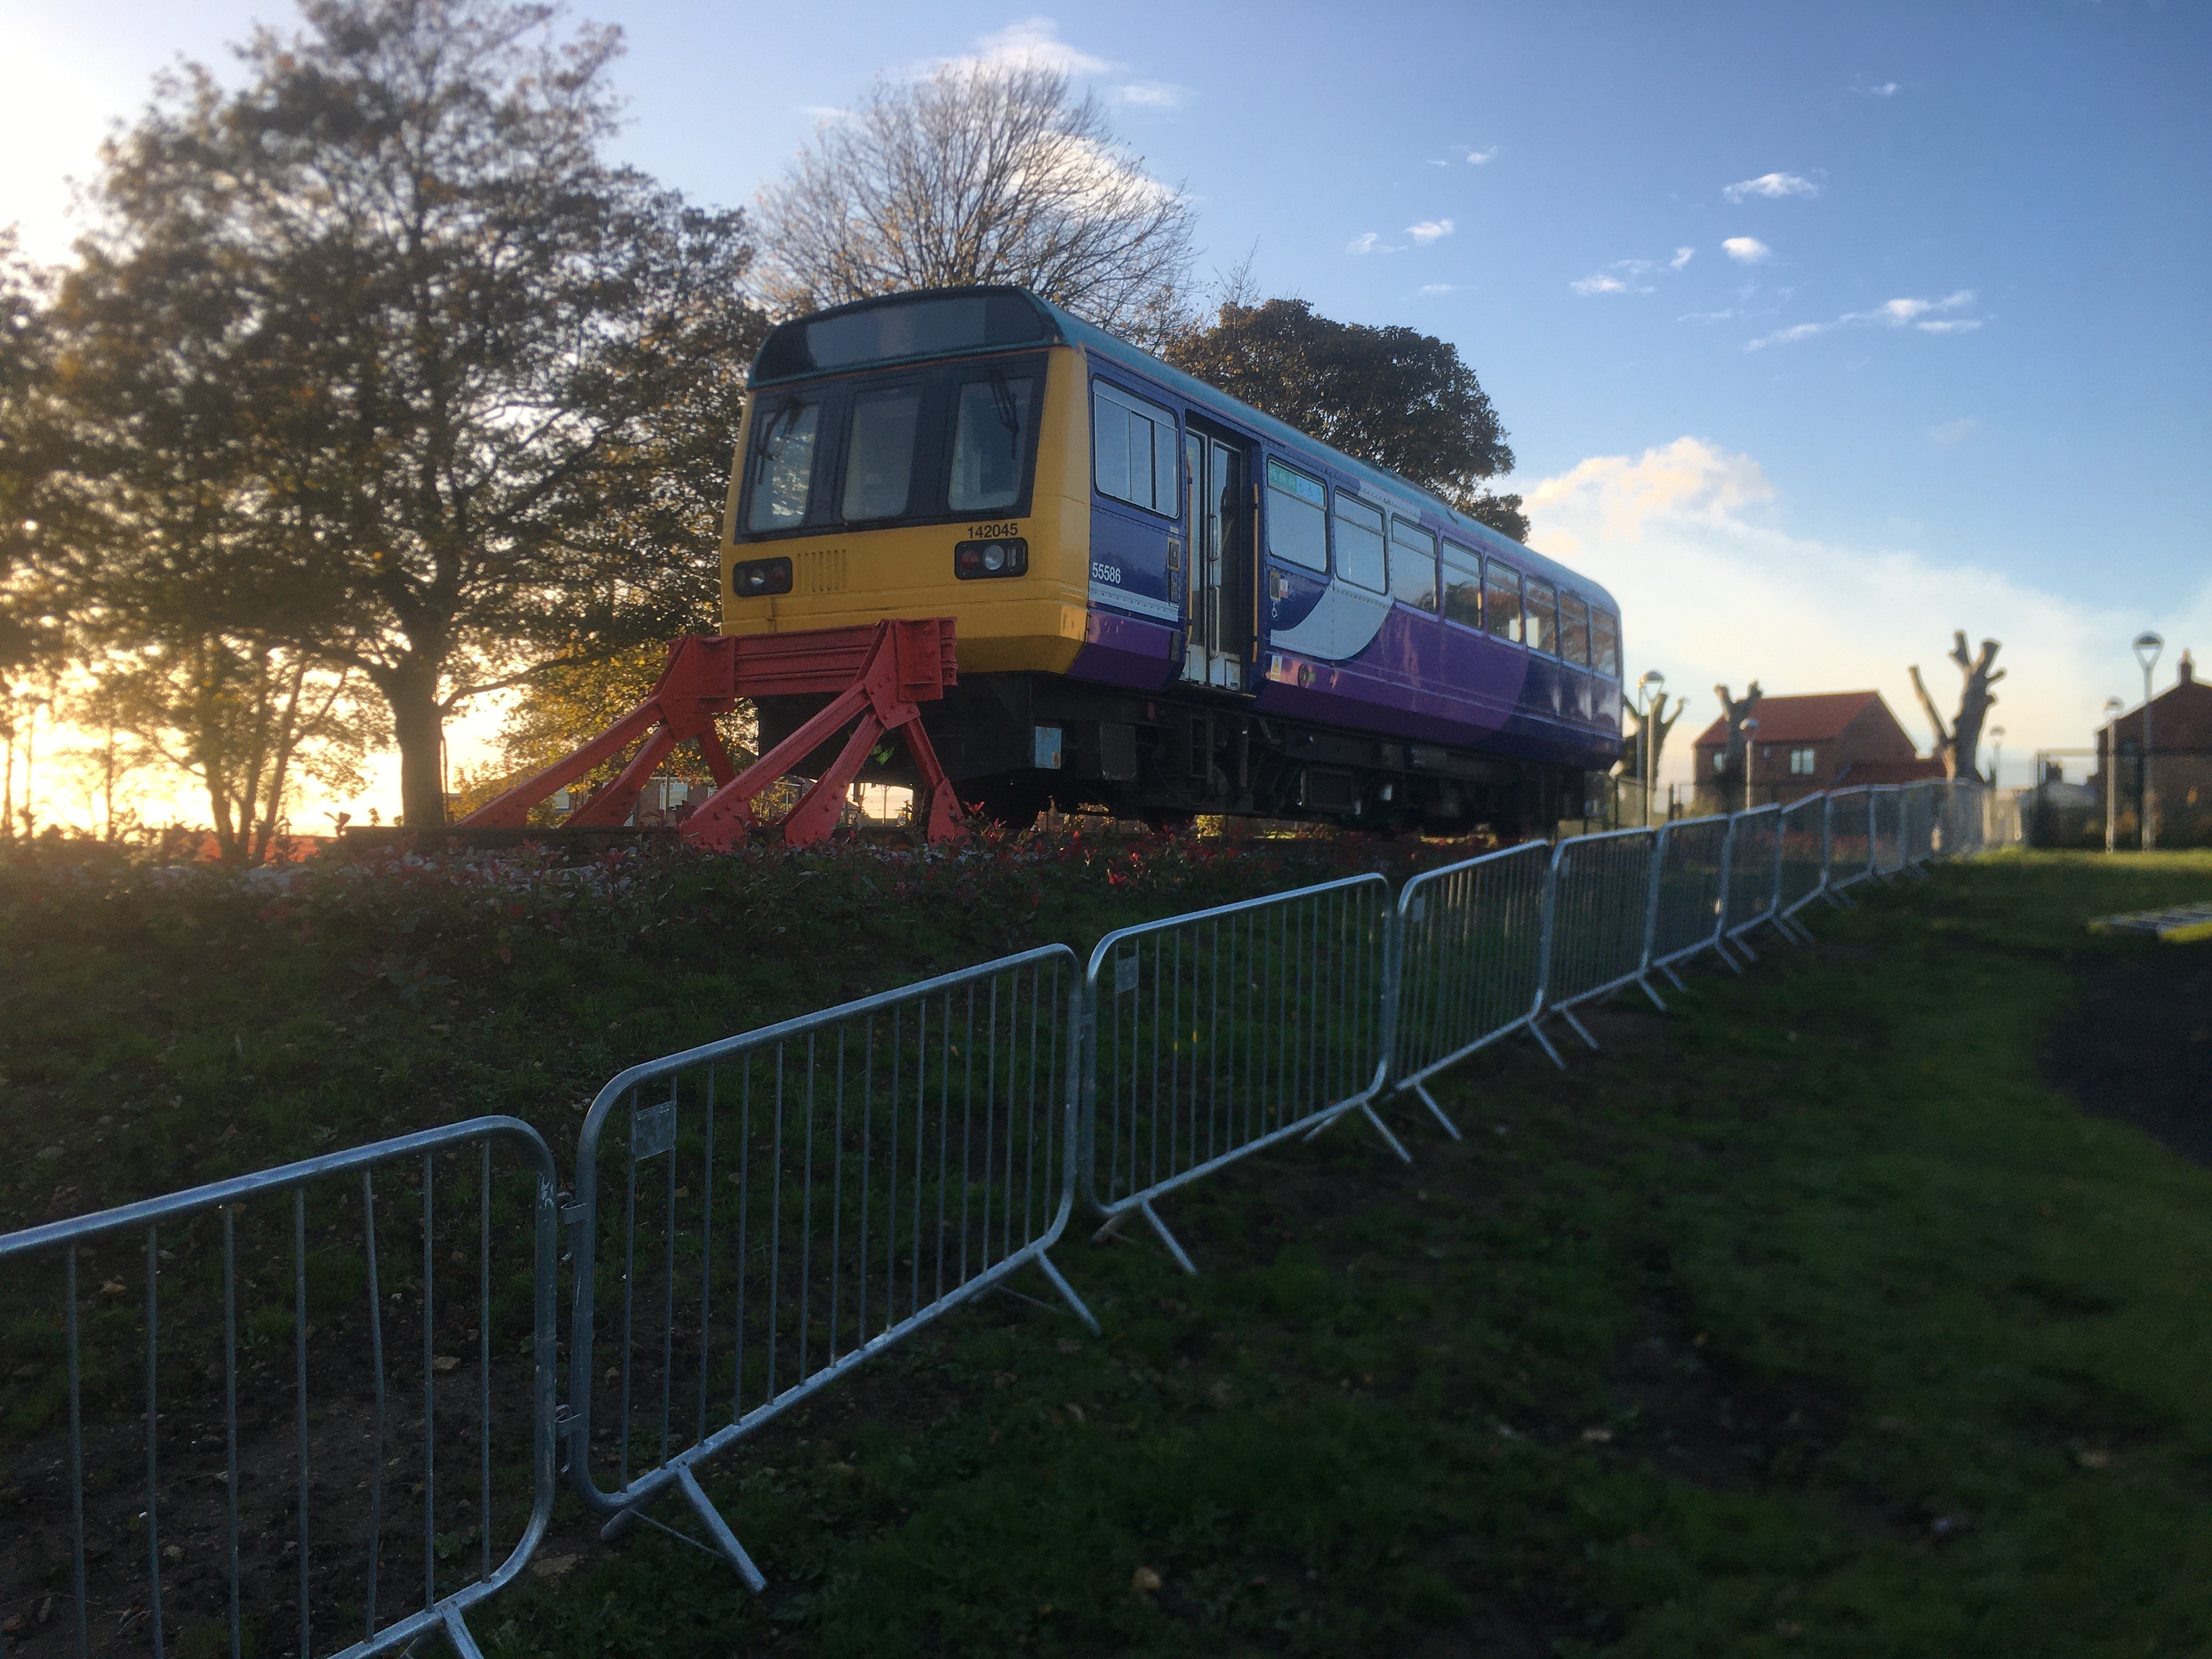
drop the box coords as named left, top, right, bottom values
left=2094, top=650, right=2212, bottom=846
left=1689, top=690, right=1944, bottom=809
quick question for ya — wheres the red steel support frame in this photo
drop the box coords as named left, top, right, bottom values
left=461, top=619, right=967, bottom=848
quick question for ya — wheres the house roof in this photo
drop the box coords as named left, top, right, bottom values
left=2105, top=658, right=2212, bottom=754
left=1691, top=691, right=1886, bottom=748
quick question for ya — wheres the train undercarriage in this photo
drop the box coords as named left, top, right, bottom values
left=758, top=672, right=1589, bottom=840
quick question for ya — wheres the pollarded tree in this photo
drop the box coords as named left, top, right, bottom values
left=50, top=0, right=766, bottom=829
left=754, top=62, right=1195, bottom=348
left=1163, top=299, right=1528, bottom=541
left=1910, top=633, right=2004, bottom=781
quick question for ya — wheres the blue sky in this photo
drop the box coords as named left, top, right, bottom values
left=3, top=0, right=2208, bottom=812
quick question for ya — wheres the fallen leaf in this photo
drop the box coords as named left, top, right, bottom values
left=1131, top=1565, right=1162, bottom=1595
left=2075, top=1448, right=2114, bottom=1470
left=431, top=1355, right=461, bottom=1373
left=1580, top=1426, right=1614, bottom=1443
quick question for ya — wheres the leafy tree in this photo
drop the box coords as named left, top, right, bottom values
left=48, top=0, right=766, bottom=829
left=1164, top=298, right=1528, bottom=541
left=754, top=62, right=1194, bottom=347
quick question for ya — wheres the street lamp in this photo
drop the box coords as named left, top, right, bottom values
left=1637, top=670, right=1666, bottom=827
left=1739, top=716, right=1759, bottom=814
left=2133, top=632, right=2163, bottom=850
left=2102, top=697, right=2124, bottom=853
left=1988, top=725, right=2004, bottom=790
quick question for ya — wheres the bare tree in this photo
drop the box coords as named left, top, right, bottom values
left=1910, top=632, right=2004, bottom=781
left=1623, top=691, right=1681, bottom=779
left=1713, top=681, right=1764, bottom=778
left=755, top=63, right=1195, bottom=346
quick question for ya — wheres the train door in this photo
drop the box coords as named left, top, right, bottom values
left=1180, top=428, right=1251, bottom=692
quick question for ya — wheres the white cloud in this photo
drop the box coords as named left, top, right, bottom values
left=1670, top=246, right=1695, bottom=270
left=1407, top=218, right=1454, bottom=244
left=1746, top=290, right=1980, bottom=351
left=1724, top=172, right=1820, bottom=204
left=1517, top=437, right=2212, bottom=780
left=797, top=104, right=850, bottom=123
left=1464, top=146, right=1499, bottom=165
left=1931, top=418, right=1978, bottom=446
left=1426, top=158, right=1449, bottom=168
left=1418, top=283, right=1459, bottom=296
left=1723, top=236, right=1773, bottom=264
left=1115, top=81, right=1190, bottom=108
left=1857, top=80, right=1900, bottom=97
left=966, top=16, right=1115, bottom=75
left=1346, top=232, right=1380, bottom=256
left=1572, top=273, right=1637, bottom=296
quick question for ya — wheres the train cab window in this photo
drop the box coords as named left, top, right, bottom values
left=1482, top=560, right=1523, bottom=643
left=1525, top=577, right=1558, bottom=654
left=949, top=373, right=1035, bottom=512
left=1389, top=517, right=1438, bottom=612
left=1092, top=380, right=1179, bottom=515
left=841, top=383, right=923, bottom=521
left=1441, top=545, right=1483, bottom=629
left=746, top=396, right=823, bottom=532
left=1592, top=610, right=1620, bottom=678
left=1332, top=493, right=1387, bottom=591
left=1558, top=591, right=1591, bottom=667
left=1265, top=459, right=1328, bottom=571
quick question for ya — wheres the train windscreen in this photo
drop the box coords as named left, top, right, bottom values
left=755, top=292, right=1053, bottom=381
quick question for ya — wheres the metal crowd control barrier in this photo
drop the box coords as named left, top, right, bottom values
left=1899, top=781, right=1937, bottom=873
left=0, top=1119, right=560, bottom=1659
left=1718, top=805, right=1783, bottom=964
left=1386, top=842, right=1557, bottom=1128
left=1937, top=779, right=1984, bottom=856
left=1081, top=874, right=1395, bottom=1273
left=1774, top=794, right=1830, bottom=941
left=566, top=946, right=1090, bottom=1588
left=1537, top=827, right=1663, bottom=1050
left=1647, top=816, right=1730, bottom=990
left=1825, top=787, right=1874, bottom=901
left=1870, top=785, right=1905, bottom=877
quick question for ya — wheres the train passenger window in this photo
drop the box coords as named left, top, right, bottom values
left=1592, top=610, right=1620, bottom=678
left=950, top=374, right=1035, bottom=512
left=1558, top=591, right=1590, bottom=667
left=1265, top=459, right=1328, bottom=571
left=841, top=384, right=923, bottom=521
left=1332, top=493, right=1387, bottom=591
left=1482, top=560, right=1523, bottom=644
left=1525, top=577, right=1558, bottom=654
left=1092, top=380, right=1179, bottom=515
left=1390, top=517, right=1438, bottom=611
left=746, top=396, right=822, bottom=532
left=1441, top=546, right=1482, bottom=628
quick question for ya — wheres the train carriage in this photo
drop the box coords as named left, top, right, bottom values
left=724, top=285, right=1623, bottom=836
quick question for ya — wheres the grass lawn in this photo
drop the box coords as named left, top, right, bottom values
left=4, top=843, right=2210, bottom=1655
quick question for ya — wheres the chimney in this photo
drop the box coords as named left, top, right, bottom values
left=2180, top=649, right=2195, bottom=686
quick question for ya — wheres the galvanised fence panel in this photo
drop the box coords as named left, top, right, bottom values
left=1937, top=780, right=1985, bottom=856
left=1387, top=842, right=1556, bottom=1127
left=0, top=1119, right=560, bottom=1659
left=1721, top=806, right=1783, bottom=954
left=1871, top=786, right=1906, bottom=876
left=566, top=946, right=1088, bottom=1588
left=1776, top=795, right=1830, bottom=928
left=1648, top=816, right=1730, bottom=985
left=1082, top=874, right=1394, bottom=1271
left=1901, top=782, right=1937, bottom=867
left=1539, top=827, right=1662, bottom=1050
left=1826, top=788, right=1874, bottom=891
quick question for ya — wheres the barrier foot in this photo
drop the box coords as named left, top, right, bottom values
left=1560, top=1006, right=1600, bottom=1052
left=439, top=1606, right=489, bottom=1659
left=1357, top=1100, right=1414, bottom=1164
left=1032, top=1250, right=1102, bottom=1335
left=1412, top=1081, right=1463, bottom=1141
left=1658, top=960, right=1690, bottom=993
left=1713, top=938, right=1746, bottom=974
left=1139, top=1201, right=1200, bottom=1276
left=1826, top=887, right=1857, bottom=910
left=1637, top=974, right=1668, bottom=1013
left=1528, top=1020, right=1568, bottom=1071
left=1733, top=933, right=1762, bottom=963
left=677, top=1463, right=769, bottom=1592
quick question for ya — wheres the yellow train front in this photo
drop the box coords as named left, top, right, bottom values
left=723, top=287, right=1624, bottom=834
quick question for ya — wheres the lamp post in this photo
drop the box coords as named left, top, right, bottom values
left=2134, top=632, right=2163, bottom=850
left=1740, top=716, right=1759, bottom=813
left=1637, top=670, right=1665, bottom=827
left=1988, top=725, right=2004, bottom=789
left=2102, top=696, right=2124, bottom=853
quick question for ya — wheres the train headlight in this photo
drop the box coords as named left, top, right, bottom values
left=953, top=537, right=1028, bottom=580
left=731, top=556, right=793, bottom=597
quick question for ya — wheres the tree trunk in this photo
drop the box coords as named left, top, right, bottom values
left=383, top=665, right=448, bottom=830
left=1909, top=633, right=2004, bottom=781
left=1713, top=682, right=1763, bottom=779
